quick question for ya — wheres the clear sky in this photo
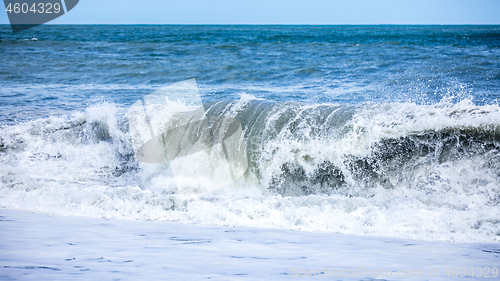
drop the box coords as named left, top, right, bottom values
left=1, top=0, right=500, bottom=25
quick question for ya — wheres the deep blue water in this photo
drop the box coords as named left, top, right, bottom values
left=1, top=25, right=499, bottom=123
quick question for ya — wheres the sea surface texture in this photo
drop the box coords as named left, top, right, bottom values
left=1, top=25, right=500, bottom=242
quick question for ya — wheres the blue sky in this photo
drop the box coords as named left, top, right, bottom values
left=1, top=0, right=500, bottom=24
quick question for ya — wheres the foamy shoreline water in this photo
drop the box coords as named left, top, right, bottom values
left=1, top=209, right=499, bottom=280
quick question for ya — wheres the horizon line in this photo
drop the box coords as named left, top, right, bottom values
left=2, top=23, right=499, bottom=26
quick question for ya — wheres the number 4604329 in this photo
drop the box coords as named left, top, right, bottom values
left=444, top=267, right=498, bottom=278
left=5, top=2, right=62, bottom=14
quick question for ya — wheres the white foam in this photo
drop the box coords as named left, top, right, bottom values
left=2, top=209, right=498, bottom=280
left=0, top=99, right=499, bottom=242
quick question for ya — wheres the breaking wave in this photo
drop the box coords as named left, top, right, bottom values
left=1, top=96, right=499, bottom=242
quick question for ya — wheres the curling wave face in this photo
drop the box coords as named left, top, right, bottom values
left=1, top=96, right=499, bottom=242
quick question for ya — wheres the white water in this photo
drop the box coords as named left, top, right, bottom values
left=1, top=96, right=499, bottom=242
left=1, top=210, right=498, bottom=280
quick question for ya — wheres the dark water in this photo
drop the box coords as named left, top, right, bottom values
left=1, top=25, right=499, bottom=122
left=1, top=25, right=500, bottom=241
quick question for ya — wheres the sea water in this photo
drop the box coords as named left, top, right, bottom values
left=0, top=25, right=499, bottom=279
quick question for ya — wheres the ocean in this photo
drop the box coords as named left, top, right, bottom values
left=1, top=25, right=499, bottom=280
